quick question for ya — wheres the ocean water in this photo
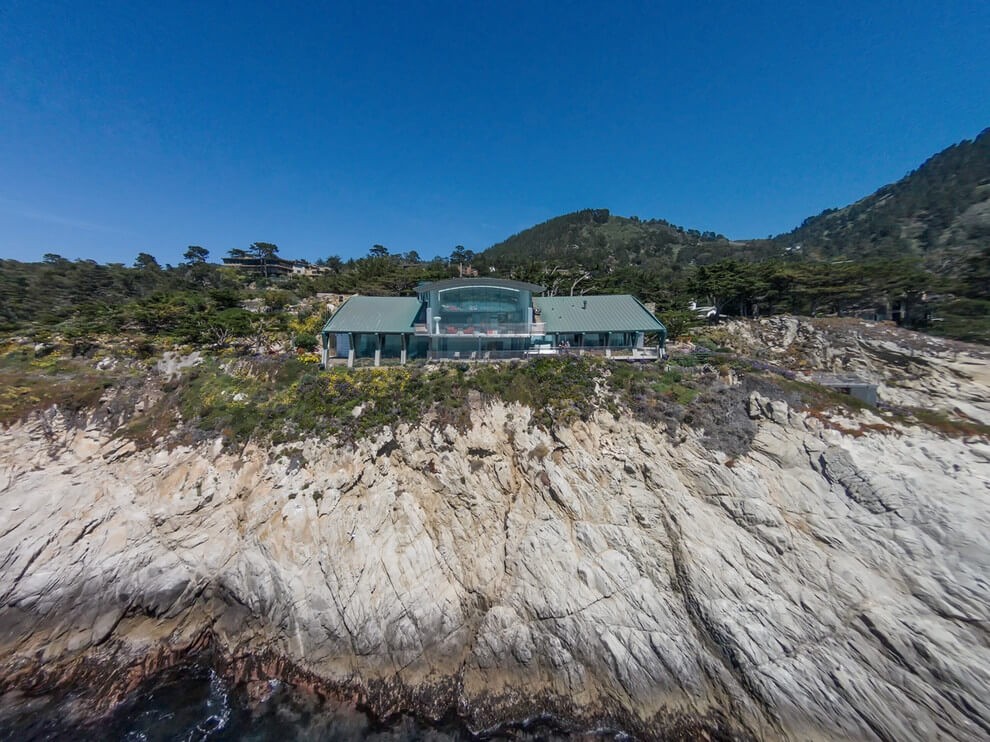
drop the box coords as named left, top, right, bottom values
left=0, top=661, right=587, bottom=741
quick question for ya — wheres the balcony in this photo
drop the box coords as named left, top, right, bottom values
left=414, top=321, right=546, bottom=337
left=419, top=345, right=663, bottom=363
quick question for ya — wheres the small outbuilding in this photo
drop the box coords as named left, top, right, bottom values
left=810, top=373, right=879, bottom=406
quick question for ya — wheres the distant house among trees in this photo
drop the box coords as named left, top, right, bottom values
left=223, top=242, right=331, bottom=277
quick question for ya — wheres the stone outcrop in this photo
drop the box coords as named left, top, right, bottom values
left=722, top=316, right=990, bottom=420
left=1, top=382, right=988, bottom=739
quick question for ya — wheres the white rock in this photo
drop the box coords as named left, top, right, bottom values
left=0, top=382, right=987, bottom=740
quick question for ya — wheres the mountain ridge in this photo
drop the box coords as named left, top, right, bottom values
left=479, top=127, right=990, bottom=272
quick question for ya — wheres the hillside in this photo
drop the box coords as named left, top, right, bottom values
left=474, top=129, right=990, bottom=343
left=481, top=128, right=990, bottom=274
left=775, top=127, right=990, bottom=266
left=1, top=129, right=986, bottom=349
left=480, top=208, right=782, bottom=272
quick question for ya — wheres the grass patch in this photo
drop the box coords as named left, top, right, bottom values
left=767, top=376, right=875, bottom=415
left=760, top=372, right=988, bottom=439
left=893, top=407, right=990, bottom=439
left=0, top=349, right=123, bottom=426
left=607, top=363, right=700, bottom=415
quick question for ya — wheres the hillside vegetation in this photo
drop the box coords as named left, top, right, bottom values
left=481, top=208, right=781, bottom=272
left=0, top=251, right=463, bottom=351
left=473, top=128, right=990, bottom=343
left=775, top=127, right=990, bottom=266
left=479, top=128, right=990, bottom=274
left=1, top=129, right=987, bottom=346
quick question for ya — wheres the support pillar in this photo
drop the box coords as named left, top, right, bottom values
left=347, top=333, right=355, bottom=368
left=374, top=334, right=382, bottom=367
left=605, top=332, right=612, bottom=358
left=400, top=334, right=407, bottom=365
left=320, top=332, right=329, bottom=368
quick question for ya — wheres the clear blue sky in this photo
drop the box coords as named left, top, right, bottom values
left=1, top=1, right=987, bottom=265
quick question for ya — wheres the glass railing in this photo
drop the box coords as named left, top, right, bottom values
left=419, top=345, right=661, bottom=361
left=414, top=322, right=546, bottom=336
left=339, top=345, right=664, bottom=366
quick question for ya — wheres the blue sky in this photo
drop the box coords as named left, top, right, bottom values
left=1, top=0, right=987, bottom=265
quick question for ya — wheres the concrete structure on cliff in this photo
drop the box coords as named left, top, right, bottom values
left=320, top=278, right=666, bottom=366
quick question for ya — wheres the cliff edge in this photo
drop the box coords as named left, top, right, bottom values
left=0, top=320, right=988, bottom=740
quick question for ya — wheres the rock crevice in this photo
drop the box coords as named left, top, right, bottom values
left=0, top=396, right=988, bottom=740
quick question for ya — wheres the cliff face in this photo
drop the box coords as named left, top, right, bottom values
left=1, top=366, right=988, bottom=740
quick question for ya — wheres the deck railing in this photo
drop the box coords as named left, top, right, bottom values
left=413, top=322, right=546, bottom=336
left=423, top=346, right=661, bottom=362
left=336, top=346, right=663, bottom=367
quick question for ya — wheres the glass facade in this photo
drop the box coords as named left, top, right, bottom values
left=423, top=285, right=532, bottom=335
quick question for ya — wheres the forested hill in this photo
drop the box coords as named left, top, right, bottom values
left=480, top=128, right=990, bottom=273
left=773, top=127, right=990, bottom=265
left=1, top=128, right=987, bottom=346
left=480, top=209, right=782, bottom=272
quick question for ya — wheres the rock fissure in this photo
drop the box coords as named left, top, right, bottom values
left=659, top=505, right=782, bottom=739
left=0, top=364, right=988, bottom=742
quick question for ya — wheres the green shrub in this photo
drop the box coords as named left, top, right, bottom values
left=659, top=309, right=698, bottom=339
left=214, top=308, right=255, bottom=336
left=263, top=290, right=293, bottom=312
left=293, top=333, right=318, bottom=350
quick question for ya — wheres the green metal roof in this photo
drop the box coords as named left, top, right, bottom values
left=322, top=296, right=421, bottom=334
left=535, top=295, right=666, bottom=335
left=321, top=293, right=666, bottom=338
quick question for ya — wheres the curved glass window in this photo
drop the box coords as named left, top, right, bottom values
left=433, top=286, right=529, bottom=333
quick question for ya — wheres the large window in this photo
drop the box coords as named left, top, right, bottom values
left=431, top=286, right=529, bottom=333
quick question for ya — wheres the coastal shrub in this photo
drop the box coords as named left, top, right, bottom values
left=659, top=309, right=698, bottom=339
left=123, top=355, right=606, bottom=446
left=263, top=290, right=293, bottom=312
left=606, top=361, right=698, bottom=414
left=213, top=308, right=255, bottom=337
left=293, top=333, right=318, bottom=350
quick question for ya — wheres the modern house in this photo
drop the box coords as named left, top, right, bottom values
left=222, top=256, right=332, bottom=276
left=320, top=278, right=666, bottom=366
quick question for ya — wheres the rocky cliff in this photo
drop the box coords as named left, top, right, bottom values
left=720, top=316, right=990, bottom=420
left=1, top=322, right=988, bottom=740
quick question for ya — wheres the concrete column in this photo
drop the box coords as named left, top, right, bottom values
left=320, top=332, right=329, bottom=368
left=347, top=333, right=355, bottom=368
left=605, top=332, right=612, bottom=358
left=374, top=334, right=382, bottom=367
left=400, top=334, right=407, bottom=365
